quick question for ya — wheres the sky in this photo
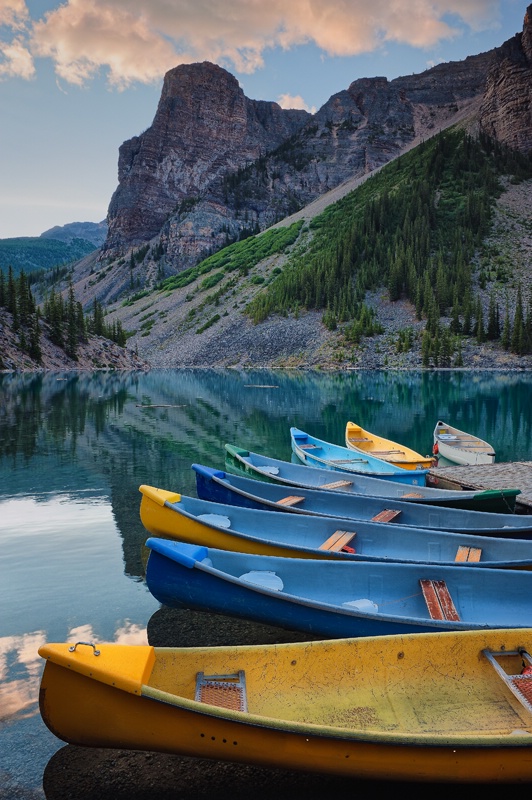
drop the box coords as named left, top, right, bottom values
left=0, top=0, right=528, bottom=239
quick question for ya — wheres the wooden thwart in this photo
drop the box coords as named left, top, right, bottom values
left=318, top=479, right=353, bottom=489
left=319, top=530, right=356, bottom=552
left=277, top=495, right=305, bottom=507
left=401, top=492, right=424, bottom=498
left=455, top=545, right=482, bottom=563
left=371, top=509, right=402, bottom=523
left=298, top=443, right=319, bottom=450
left=420, top=579, right=460, bottom=621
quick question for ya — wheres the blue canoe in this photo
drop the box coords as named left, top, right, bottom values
left=193, top=464, right=532, bottom=538
left=224, top=443, right=520, bottom=513
left=290, top=427, right=429, bottom=485
left=139, top=484, right=532, bottom=569
left=145, top=538, right=532, bottom=638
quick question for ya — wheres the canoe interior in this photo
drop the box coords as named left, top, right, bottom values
left=41, top=632, right=532, bottom=740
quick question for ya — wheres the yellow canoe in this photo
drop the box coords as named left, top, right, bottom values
left=345, top=421, right=435, bottom=470
left=39, top=629, right=532, bottom=783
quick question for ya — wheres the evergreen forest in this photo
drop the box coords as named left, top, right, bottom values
left=246, top=129, right=532, bottom=365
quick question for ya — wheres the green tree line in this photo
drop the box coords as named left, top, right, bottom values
left=0, top=266, right=127, bottom=365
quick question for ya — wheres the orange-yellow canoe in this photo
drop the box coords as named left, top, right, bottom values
left=39, top=629, right=532, bottom=783
left=345, top=421, right=434, bottom=470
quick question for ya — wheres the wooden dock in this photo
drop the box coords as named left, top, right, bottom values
left=428, top=462, right=532, bottom=512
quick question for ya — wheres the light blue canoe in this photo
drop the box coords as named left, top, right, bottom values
left=139, top=484, right=532, bottom=569
left=145, top=538, right=532, bottom=638
left=192, top=464, right=532, bottom=538
left=224, top=443, right=520, bottom=513
left=290, top=427, right=428, bottom=485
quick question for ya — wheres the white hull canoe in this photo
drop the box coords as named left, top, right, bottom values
left=434, top=420, right=496, bottom=465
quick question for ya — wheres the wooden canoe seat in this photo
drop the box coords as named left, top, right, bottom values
left=195, top=671, right=247, bottom=712
left=371, top=509, right=402, bottom=523
left=401, top=492, right=424, bottom=498
left=276, top=495, right=305, bottom=507
left=371, top=450, right=404, bottom=455
left=348, top=437, right=370, bottom=442
left=298, top=443, right=319, bottom=450
left=318, top=479, right=353, bottom=489
left=455, top=545, right=482, bottom=563
left=420, top=579, right=460, bottom=621
left=319, top=530, right=356, bottom=552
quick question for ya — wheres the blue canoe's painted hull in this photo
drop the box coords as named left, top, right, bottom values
left=145, top=538, right=532, bottom=638
left=290, top=427, right=428, bottom=485
left=192, top=464, right=532, bottom=538
left=139, top=485, right=532, bottom=569
left=224, top=443, right=520, bottom=513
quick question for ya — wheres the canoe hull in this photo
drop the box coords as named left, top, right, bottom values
left=39, top=633, right=532, bottom=783
left=146, top=547, right=449, bottom=638
left=434, top=421, right=496, bottom=466
left=139, top=485, right=532, bottom=569
left=345, top=421, right=434, bottom=470
left=224, top=444, right=520, bottom=513
left=290, top=428, right=428, bottom=485
left=145, top=540, right=532, bottom=637
left=192, top=465, right=532, bottom=538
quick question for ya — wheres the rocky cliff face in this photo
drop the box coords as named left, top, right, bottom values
left=102, top=62, right=308, bottom=259
left=478, top=4, right=532, bottom=153
left=92, top=6, right=531, bottom=308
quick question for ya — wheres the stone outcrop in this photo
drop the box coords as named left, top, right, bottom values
left=478, top=4, right=532, bottom=153
left=102, top=62, right=308, bottom=259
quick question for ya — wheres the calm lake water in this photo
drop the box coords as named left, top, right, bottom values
left=2, top=368, right=532, bottom=797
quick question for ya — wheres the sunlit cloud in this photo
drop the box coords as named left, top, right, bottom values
left=277, top=93, right=316, bottom=114
left=0, top=35, right=34, bottom=78
left=0, top=0, right=506, bottom=86
left=0, top=0, right=29, bottom=29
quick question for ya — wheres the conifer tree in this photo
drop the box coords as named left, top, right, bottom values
left=511, top=285, right=525, bottom=354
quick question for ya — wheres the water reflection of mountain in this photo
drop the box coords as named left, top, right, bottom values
left=2, top=369, right=532, bottom=580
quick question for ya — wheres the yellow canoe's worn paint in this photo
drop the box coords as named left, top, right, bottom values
left=39, top=630, right=532, bottom=783
left=345, top=422, right=435, bottom=470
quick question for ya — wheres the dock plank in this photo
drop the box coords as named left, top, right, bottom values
left=428, top=462, right=532, bottom=512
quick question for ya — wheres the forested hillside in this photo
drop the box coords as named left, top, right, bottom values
left=99, top=127, right=532, bottom=369
left=0, top=236, right=96, bottom=277
left=244, top=130, right=532, bottom=365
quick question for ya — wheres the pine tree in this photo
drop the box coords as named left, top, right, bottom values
left=511, top=285, right=525, bottom=354
left=475, top=298, right=485, bottom=343
left=28, top=309, right=42, bottom=363
left=486, top=292, right=500, bottom=340
left=65, top=281, right=78, bottom=360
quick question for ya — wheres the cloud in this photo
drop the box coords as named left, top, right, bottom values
left=0, top=36, right=34, bottom=79
left=277, top=93, right=316, bottom=114
left=0, top=0, right=29, bottom=29
left=1, top=0, right=506, bottom=87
